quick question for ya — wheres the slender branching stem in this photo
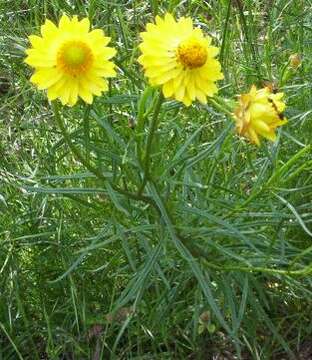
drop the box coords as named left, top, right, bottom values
left=52, top=101, right=153, bottom=205
left=138, top=92, right=164, bottom=195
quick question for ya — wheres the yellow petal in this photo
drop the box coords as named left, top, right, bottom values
left=186, top=77, right=196, bottom=100
left=195, top=76, right=217, bottom=97
left=30, top=68, right=63, bottom=89
left=78, top=81, right=93, bottom=104
left=47, top=77, right=67, bottom=101
left=178, top=17, right=193, bottom=33
left=253, top=119, right=271, bottom=134
left=248, top=127, right=261, bottom=146
left=88, top=29, right=109, bottom=44
left=59, top=14, right=71, bottom=29
left=174, top=83, right=185, bottom=102
left=68, top=81, right=79, bottom=106
left=150, top=69, right=180, bottom=85
left=78, top=17, right=90, bottom=33
left=41, top=19, right=57, bottom=37
left=99, top=47, right=116, bottom=60
left=28, top=35, right=43, bottom=48
left=24, top=56, right=55, bottom=67
left=164, top=13, right=176, bottom=25
left=262, top=131, right=277, bottom=142
left=90, top=65, right=116, bottom=78
left=162, top=80, right=174, bottom=98
left=182, top=95, right=192, bottom=107
left=59, top=81, right=71, bottom=105
left=155, top=15, right=165, bottom=26
left=195, top=88, right=207, bottom=104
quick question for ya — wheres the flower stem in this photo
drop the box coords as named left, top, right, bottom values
left=83, top=105, right=91, bottom=165
left=213, top=95, right=235, bottom=112
left=52, top=101, right=152, bottom=204
left=138, top=92, right=164, bottom=195
left=53, top=101, right=104, bottom=180
left=207, top=96, right=234, bottom=117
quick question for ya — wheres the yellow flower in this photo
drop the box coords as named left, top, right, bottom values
left=25, top=14, right=116, bottom=106
left=234, top=85, right=287, bottom=146
left=138, top=13, right=224, bottom=106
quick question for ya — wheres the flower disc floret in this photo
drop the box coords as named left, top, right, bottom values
left=234, top=85, right=287, bottom=146
left=57, top=41, right=93, bottom=76
left=177, top=38, right=208, bottom=69
left=138, top=13, right=224, bottom=106
left=25, top=15, right=117, bottom=106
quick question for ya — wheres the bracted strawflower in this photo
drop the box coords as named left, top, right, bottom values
left=234, top=85, right=287, bottom=146
left=25, top=14, right=116, bottom=106
left=138, top=13, right=224, bottom=106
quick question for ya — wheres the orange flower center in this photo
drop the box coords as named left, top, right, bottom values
left=57, top=41, right=93, bottom=76
left=177, top=38, right=207, bottom=69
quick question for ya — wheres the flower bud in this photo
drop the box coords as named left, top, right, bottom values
left=289, top=53, right=301, bottom=69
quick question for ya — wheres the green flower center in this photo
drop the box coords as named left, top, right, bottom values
left=57, top=41, right=93, bottom=76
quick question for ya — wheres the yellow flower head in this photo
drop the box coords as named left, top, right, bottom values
left=138, top=13, right=224, bottom=106
left=234, top=85, right=287, bottom=146
left=25, top=15, right=116, bottom=106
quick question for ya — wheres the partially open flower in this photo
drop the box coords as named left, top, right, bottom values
left=138, top=13, right=223, bottom=106
left=25, top=15, right=116, bottom=106
left=234, top=85, right=287, bottom=146
left=289, top=53, right=301, bottom=70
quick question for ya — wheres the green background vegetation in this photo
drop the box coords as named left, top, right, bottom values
left=0, top=0, right=311, bottom=359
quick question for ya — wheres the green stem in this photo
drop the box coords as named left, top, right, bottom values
left=53, top=102, right=105, bottom=181
left=136, top=87, right=154, bottom=164
left=237, top=144, right=312, bottom=209
left=52, top=101, right=153, bottom=205
left=201, top=258, right=312, bottom=277
left=207, top=97, right=234, bottom=117
left=138, top=92, right=164, bottom=195
left=213, top=95, right=235, bottom=112
left=219, top=0, right=232, bottom=63
left=149, top=180, right=311, bottom=278
left=83, top=105, right=91, bottom=165
left=54, top=103, right=311, bottom=279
